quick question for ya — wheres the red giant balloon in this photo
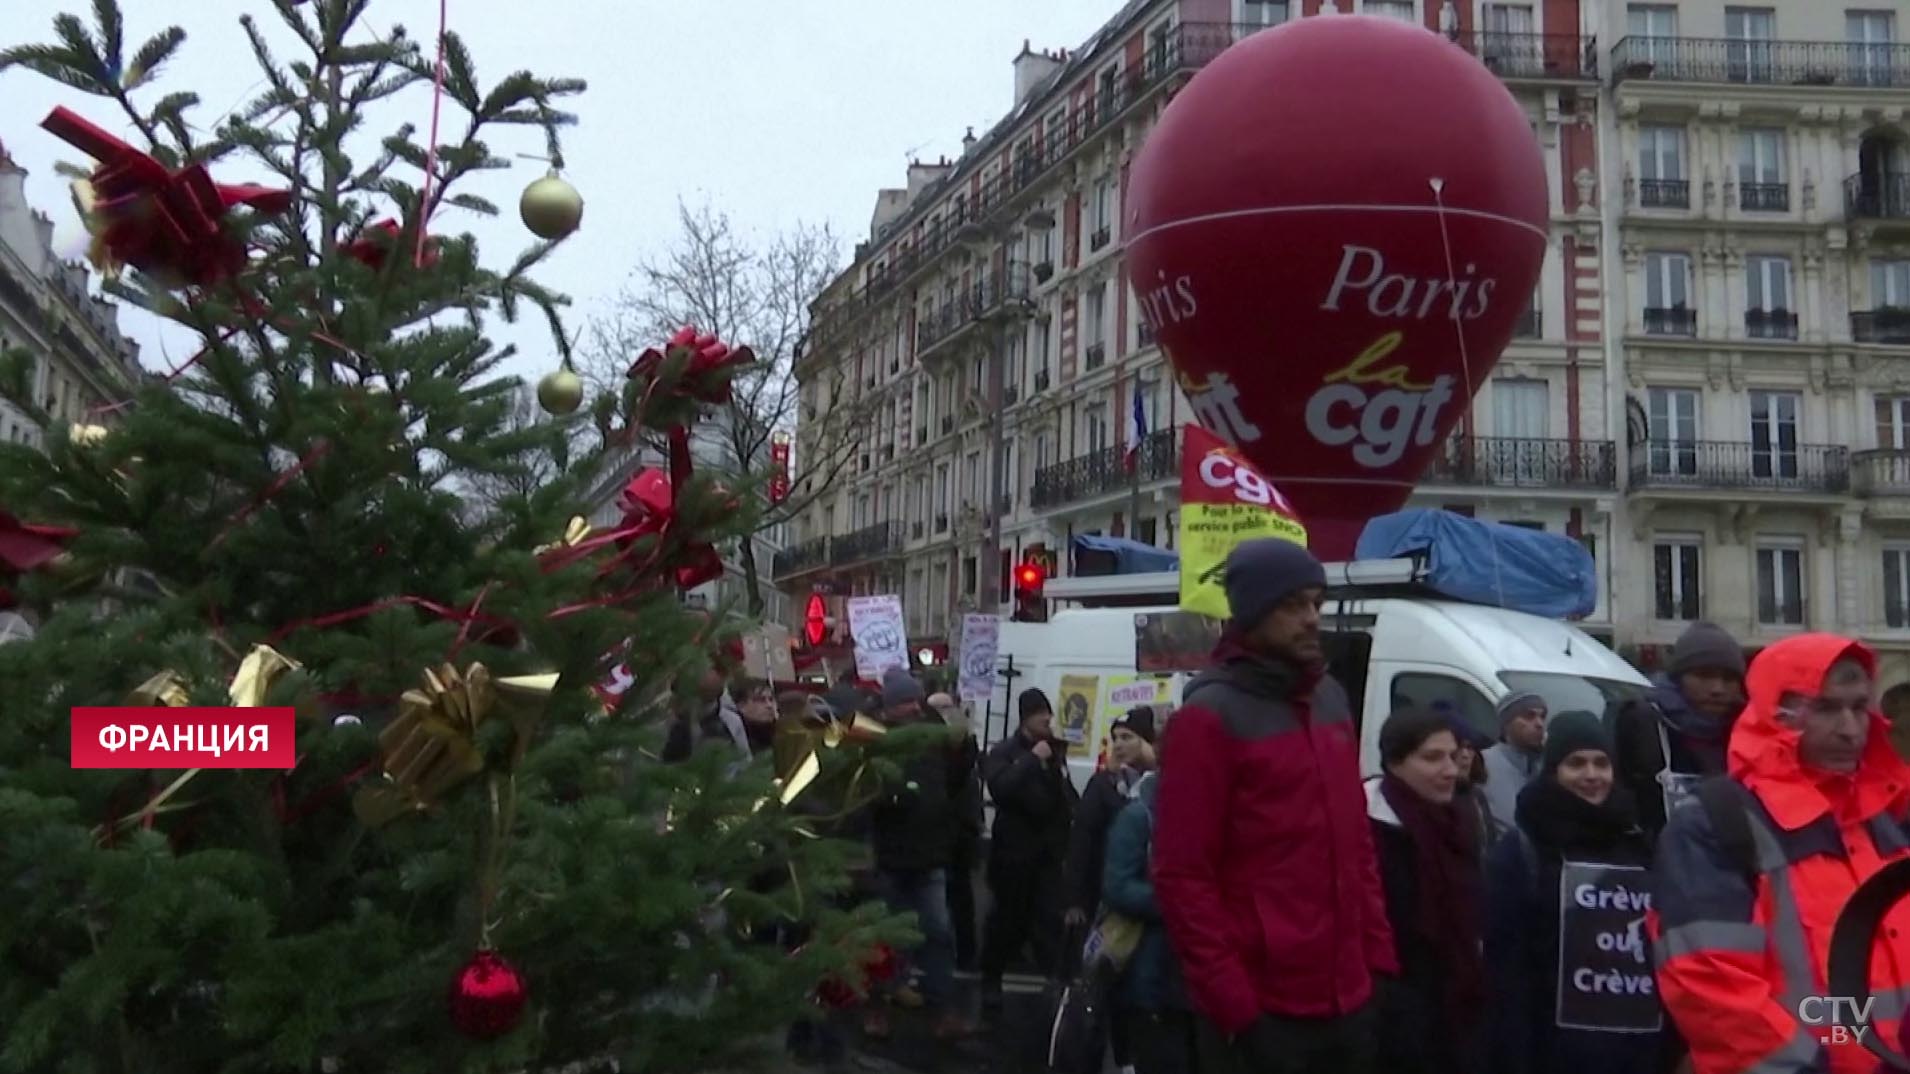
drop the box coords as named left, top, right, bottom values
left=1127, top=15, right=1548, bottom=561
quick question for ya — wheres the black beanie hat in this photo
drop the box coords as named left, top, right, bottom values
left=1018, top=688, right=1054, bottom=723
left=1669, top=621, right=1746, bottom=678
left=1112, top=705, right=1158, bottom=745
left=1222, top=538, right=1327, bottom=631
left=1542, top=710, right=1613, bottom=772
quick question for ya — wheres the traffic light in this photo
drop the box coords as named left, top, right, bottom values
left=1013, top=560, right=1048, bottom=622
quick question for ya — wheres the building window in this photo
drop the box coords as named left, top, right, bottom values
left=1638, top=126, right=1688, bottom=208
left=1745, top=255, right=1796, bottom=339
left=1628, top=4, right=1678, bottom=67
left=1085, top=400, right=1109, bottom=454
left=1085, top=284, right=1108, bottom=368
left=962, top=556, right=978, bottom=597
left=1137, top=517, right=1159, bottom=546
left=1849, top=11, right=1897, bottom=87
left=1873, top=259, right=1910, bottom=308
left=1755, top=542, right=1806, bottom=626
left=1364, top=0, right=1416, bottom=21
left=1643, top=251, right=1694, bottom=335
left=1654, top=536, right=1703, bottom=621
left=1091, top=178, right=1114, bottom=247
left=1242, top=0, right=1292, bottom=27
left=1748, top=390, right=1800, bottom=480
left=1491, top=377, right=1550, bottom=440
left=1877, top=396, right=1910, bottom=449
left=1483, top=3, right=1536, bottom=35
left=1723, top=7, right=1776, bottom=82
left=1647, top=385, right=1700, bottom=476
left=1738, top=129, right=1788, bottom=211
left=1887, top=547, right=1910, bottom=628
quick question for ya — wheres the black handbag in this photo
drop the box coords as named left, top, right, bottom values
left=1043, top=924, right=1112, bottom=1074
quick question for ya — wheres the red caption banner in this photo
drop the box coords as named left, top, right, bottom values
left=71, top=707, right=298, bottom=769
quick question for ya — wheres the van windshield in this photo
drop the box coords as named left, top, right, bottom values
left=1499, top=672, right=1649, bottom=720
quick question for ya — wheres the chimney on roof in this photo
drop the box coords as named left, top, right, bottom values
left=1014, top=39, right=1065, bottom=104
left=961, top=127, right=977, bottom=155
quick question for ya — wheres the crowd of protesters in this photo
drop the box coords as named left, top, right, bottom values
left=665, top=534, right=1910, bottom=1074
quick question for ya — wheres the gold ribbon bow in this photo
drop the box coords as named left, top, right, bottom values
left=352, top=664, right=557, bottom=826
left=533, top=516, right=593, bottom=557
left=774, top=712, right=889, bottom=807
left=100, top=645, right=303, bottom=841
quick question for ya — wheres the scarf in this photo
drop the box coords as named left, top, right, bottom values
left=1379, top=772, right=1485, bottom=1026
left=1651, top=680, right=1733, bottom=775
left=1514, top=776, right=1643, bottom=855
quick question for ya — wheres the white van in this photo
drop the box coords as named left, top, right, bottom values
left=984, top=558, right=1649, bottom=786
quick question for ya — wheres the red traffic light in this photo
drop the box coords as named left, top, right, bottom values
left=1014, top=562, right=1045, bottom=595
left=804, top=594, right=827, bottom=647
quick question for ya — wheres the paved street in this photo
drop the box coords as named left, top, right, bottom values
left=825, top=972, right=1054, bottom=1074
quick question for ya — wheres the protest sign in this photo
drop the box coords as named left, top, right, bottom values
left=847, top=595, right=908, bottom=680
left=1555, top=862, right=1661, bottom=1033
left=958, top=614, right=1000, bottom=703
left=1178, top=423, right=1308, bottom=620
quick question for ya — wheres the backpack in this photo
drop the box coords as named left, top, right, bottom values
left=1691, top=775, right=1761, bottom=886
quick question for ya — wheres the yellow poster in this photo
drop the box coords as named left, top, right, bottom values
left=1057, top=674, right=1099, bottom=746
left=1178, top=423, right=1308, bottom=620
left=1093, top=676, right=1173, bottom=769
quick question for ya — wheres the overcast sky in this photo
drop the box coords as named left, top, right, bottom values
left=3, top=0, right=1120, bottom=383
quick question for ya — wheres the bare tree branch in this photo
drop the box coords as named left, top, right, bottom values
left=579, top=200, right=876, bottom=615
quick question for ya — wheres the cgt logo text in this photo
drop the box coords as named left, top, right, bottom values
left=1796, top=996, right=1876, bottom=1046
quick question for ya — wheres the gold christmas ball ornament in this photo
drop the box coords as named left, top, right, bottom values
left=519, top=172, right=583, bottom=240
left=536, top=366, right=584, bottom=416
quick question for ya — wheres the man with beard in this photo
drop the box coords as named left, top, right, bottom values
left=1609, top=621, right=1746, bottom=841
left=1153, top=538, right=1395, bottom=1074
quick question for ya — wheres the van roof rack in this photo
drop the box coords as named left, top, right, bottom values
left=1042, top=557, right=1431, bottom=607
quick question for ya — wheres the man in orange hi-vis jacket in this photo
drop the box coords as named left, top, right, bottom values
left=1653, top=633, right=1910, bottom=1073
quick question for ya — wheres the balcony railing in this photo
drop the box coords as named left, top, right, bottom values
left=772, top=536, right=831, bottom=580
left=1846, top=175, right=1910, bottom=219
left=1644, top=307, right=1698, bottom=336
left=1853, top=449, right=1910, bottom=496
left=830, top=521, right=902, bottom=567
left=1089, top=227, right=1112, bottom=252
left=916, top=262, right=1037, bottom=362
left=1446, top=30, right=1598, bottom=80
left=1853, top=309, right=1910, bottom=344
left=1740, top=182, right=1790, bottom=212
left=1034, top=369, right=1051, bottom=392
left=1084, top=343, right=1107, bottom=371
left=1423, top=437, right=1616, bottom=490
left=1629, top=440, right=1850, bottom=494
left=1031, top=429, right=1177, bottom=510
left=1513, top=306, right=1541, bottom=339
left=1639, top=179, right=1690, bottom=208
left=807, top=25, right=1596, bottom=357
left=1613, top=35, right=1910, bottom=87
left=1745, top=309, right=1800, bottom=340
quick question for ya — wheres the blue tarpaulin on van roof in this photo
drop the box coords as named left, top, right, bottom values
left=1072, top=534, right=1179, bottom=575
left=1353, top=509, right=1597, bottom=620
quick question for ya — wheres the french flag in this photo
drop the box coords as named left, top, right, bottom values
left=1125, top=387, right=1147, bottom=472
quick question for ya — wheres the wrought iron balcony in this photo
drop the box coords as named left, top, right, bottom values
left=1613, top=35, right=1910, bottom=87
left=1031, top=429, right=1177, bottom=510
left=1644, top=307, right=1697, bottom=336
left=934, top=513, right=949, bottom=534
left=1639, top=179, right=1689, bottom=209
left=1512, top=306, right=1540, bottom=339
left=1745, top=309, right=1800, bottom=340
left=1853, top=448, right=1910, bottom=496
left=1740, top=183, right=1790, bottom=212
left=1853, top=309, right=1910, bottom=344
left=1084, top=343, right=1107, bottom=371
left=1447, top=30, right=1598, bottom=80
left=1138, top=320, right=1157, bottom=347
left=1422, top=437, right=1616, bottom=490
left=916, top=262, right=1037, bottom=362
left=1846, top=175, right=1910, bottom=219
left=830, top=521, right=902, bottom=567
left=773, top=536, right=831, bottom=579
left=1034, top=369, right=1051, bottom=392
left=1629, top=440, right=1850, bottom=494
left=1089, top=227, right=1112, bottom=252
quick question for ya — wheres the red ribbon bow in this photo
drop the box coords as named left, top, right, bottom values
left=344, top=218, right=440, bottom=270
left=616, top=469, right=723, bottom=592
left=42, top=106, right=292, bottom=287
left=626, top=325, right=754, bottom=405
left=0, top=512, right=79, bottom=611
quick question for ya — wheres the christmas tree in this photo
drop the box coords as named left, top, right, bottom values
left=0, top=3, right=912, bottom=1071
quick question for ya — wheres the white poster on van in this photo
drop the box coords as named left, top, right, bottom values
left=847, top=595, right=909, bottom=680
left=958, top=614, right=1000, bottom=703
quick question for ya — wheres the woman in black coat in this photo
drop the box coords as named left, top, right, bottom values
left=1485, top=710, right=1665, bottom=1074
left=1366, top=708, right=1486, bottom=1074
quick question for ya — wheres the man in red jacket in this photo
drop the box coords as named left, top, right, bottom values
left=1154, top=538, right=1398, bottom=1074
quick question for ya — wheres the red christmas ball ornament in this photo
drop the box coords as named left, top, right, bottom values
left=863, top=943, right=897, bottom=985
left=1127, top=16, right=1547, bottom=560
left=448, top=949, right=527, bottom=1040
